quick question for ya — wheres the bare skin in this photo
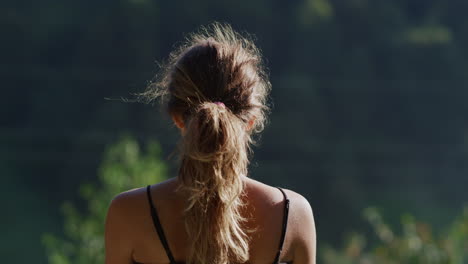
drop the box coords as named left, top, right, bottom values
left=105, top=115, right=316, bottom=263
left=105, top=177, right=316, bottom=264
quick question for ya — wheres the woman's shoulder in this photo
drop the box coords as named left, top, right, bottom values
left=108, top=186, right=146, bottom=209
left=244, top=178, right=313, bottom=209
left=244, top=178, right=316, bottom=262
left=273, top=186, right=316, bottom=263
left=109, top=178, right=180, bottom=215
left=106, top=186, right=146, bottom=227
left=244, top=177, right=316, bottom=239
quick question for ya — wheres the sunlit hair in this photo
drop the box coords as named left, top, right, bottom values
left=141, top=22, right=271, bottom=264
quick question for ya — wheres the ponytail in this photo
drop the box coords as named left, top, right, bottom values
left=178, top=102, right=250, bottom=264
left=141, top=22, right=271, bottom=264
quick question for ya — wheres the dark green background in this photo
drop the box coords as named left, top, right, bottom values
left=2, top=0, right=468, bottom=263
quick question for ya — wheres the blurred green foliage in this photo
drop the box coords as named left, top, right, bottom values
left=42, top=137, right=468, bottom=263
left=322, top=207, right=468, bottom=264
left=42, top=136, right=167, bottom=264
left=5, top=1, right=468, bottom=263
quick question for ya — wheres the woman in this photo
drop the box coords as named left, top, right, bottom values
left=105, top=23, right=316, bottom=264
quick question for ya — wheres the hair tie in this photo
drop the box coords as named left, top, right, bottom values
left=214, top=101, right=225, bottom=107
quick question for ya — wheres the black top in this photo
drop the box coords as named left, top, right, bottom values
left=145, top=185, right=291, bottom=264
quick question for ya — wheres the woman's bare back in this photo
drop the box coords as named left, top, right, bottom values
left=105, top=177, right=316, bottom=264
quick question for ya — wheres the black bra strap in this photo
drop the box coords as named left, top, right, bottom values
left=273, top=187, right=290, bottom=264
left=146, top=185, right=177, bottom=264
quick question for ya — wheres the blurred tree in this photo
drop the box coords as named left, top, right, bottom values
left=42, top=136, right=167, bottom=264
left=321, top=207, right=468, bottom=264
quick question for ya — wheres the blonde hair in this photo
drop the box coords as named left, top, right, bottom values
left=142, top=22, right=270, bottom=264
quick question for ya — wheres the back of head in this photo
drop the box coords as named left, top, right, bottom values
left=142, top=22, right=270, bottom=264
